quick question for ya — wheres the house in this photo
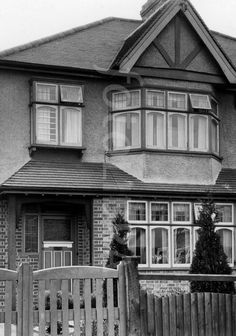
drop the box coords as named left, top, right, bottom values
left=0, top=0, right=236, bottom=294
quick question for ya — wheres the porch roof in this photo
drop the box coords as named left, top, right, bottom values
left=1, top=160, right=236, bottom=197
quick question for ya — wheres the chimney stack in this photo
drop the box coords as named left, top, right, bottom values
left=140, top=0, right=169, bottom=20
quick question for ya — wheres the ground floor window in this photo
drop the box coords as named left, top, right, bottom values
left=128, top=201, right=234, bottom=268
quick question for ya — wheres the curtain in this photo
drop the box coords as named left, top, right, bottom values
left=152, top=228, right=168, bottom=264
left=130, top=113, right=140, bottom=147
left=146, top=112, right=165, bottom=148
left=174, top=228, right=190, bottom=264
left=192, top=115, right=207, bottom=150
left=114, top=114, right=126, bottom=148
left=218, top=229, right=232, bottom=262
left=170, top=114, right=186, bottom=149
left=211, top=119, right=218, bottom=152
left=37, top=83, right=57, bottom=102
left=173, top=204, right=189, bottom=222
left=129, top=228, right=146, bottom=264
left=61, top=108, right=81, bottom=145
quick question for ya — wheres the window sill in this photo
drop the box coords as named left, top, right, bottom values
left=106, top=148, right=222, bottom=161
left=29, top=144, right=86, bottom=155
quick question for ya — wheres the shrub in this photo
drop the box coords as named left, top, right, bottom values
left=190, top=201, right=235, bottom=293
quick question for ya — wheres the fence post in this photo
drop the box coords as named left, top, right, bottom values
left=17, top=263, right=33, bottom=336
left=123, top=257, right=141, bottom=336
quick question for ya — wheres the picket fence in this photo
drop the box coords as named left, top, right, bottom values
left=0, top=262, right=127, bottom=336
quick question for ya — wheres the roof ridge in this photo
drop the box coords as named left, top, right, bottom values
left=0, top=17, right=141, bottom=58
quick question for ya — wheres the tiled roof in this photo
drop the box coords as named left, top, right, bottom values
left=2, top=160, right=236, bottom=197
left=0, top=18, right=141, bottom=71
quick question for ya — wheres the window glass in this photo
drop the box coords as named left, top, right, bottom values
left=112, top=90, right=140, bottom=110
left=35, top=105, right=58, bottom=144
left=61, top=107, right=82, bottom=145
left=189, top=94, right=211, bottom=109
left=146, top=112, right=166, bottom=148
left=36, top=83, right=57, bottom=103
left=60, top=85, right=83, bottom=103
left=146, top=90, right=165, bottom=108
left=190, top=115, right=208, bottom=151
left=211, top=98, right=218, bottom=116
left=173, top=228, right=191, bottom=265
left=173, top=203, right=191, bottom=223
left=43, top=218, right=71, bottom=241
left=168, top=92, right=187, bottom=110
left=128, top=202, right=146, bottom=222
left=25, top=215, right=38, bottom=253
left=168, top=113, right=187, bottom=149
left=216, top=204, right=233, bottom=223
left=129, top=227, right=147, bottom=264
left=151, top=228, right=169, bottom=265
left=217, top=229, right=233, bottom=264
left=113, top=112, right=140, bottom=149
left=211, top=119, right=219, bottom=154
left=151, top=203, right=169, bottom=222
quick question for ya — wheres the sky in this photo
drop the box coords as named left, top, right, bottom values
left=0, top=0, right=235, bottom=52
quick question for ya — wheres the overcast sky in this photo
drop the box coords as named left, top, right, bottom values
left=0, top=0, right=235, bottom=52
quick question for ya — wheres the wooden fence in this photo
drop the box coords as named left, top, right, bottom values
left=0, top=262, right=127, bottom=336
left=137, top=273, right=236, bottom=336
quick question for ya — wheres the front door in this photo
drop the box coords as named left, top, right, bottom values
left=42, top=216, right=73, bottom=268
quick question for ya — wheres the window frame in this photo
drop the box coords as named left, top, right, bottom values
left=35, top=82, right=58, bottom=103
left=150, top=202, right=170, bottom=223
left=127, top=201, right=148, bottom=224
left=150, top=226, right=171, bottom=268
left=211, top=117, right=219, bottom=154
left=189, top=93, right=211, bottom=110
left=23, top=213, right=40, bottom=254
left=215, top=203, right=234, bottom=225
left=112, top=110, right=141, bottom=150
left=167, top=91, right=188, bottom=111
left=189, top=114, right=209, bottom=152
left=146, top=89, right=165, bottom=108
left=168, top=112, right=188, bottom=150
left=112, top=90, right=141, bottom=111
left=60, top=106, right=82, bottom=147
left=128, top=225, right=148, bottom=267
left=172, top=202, right=192, bottom=224
left=215, top=227, right=234, bottom=267
left=146, top=111, right=166, bottom=149
left=172, top=226, right=192, bottom=268
left=34, top=104, right=59, bottom=145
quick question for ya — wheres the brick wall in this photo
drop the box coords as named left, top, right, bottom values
left=0, top=200, right=8, bottom=310
left=93, top=197, right=126, bottom=267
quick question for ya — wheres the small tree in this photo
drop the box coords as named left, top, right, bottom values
left=105, top=212, right=133, bottom=269
left=190, top=201, right=234, bottom=293
left=104, top=212, right=133, bottom=306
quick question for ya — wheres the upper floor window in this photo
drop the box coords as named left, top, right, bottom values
left=31, top=82, right=83, bottom=147
left=111, top=88, right=219, bottom=155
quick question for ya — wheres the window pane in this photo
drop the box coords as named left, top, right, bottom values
left=151, top=203, right=168, bottom=222
left=36, top=106, right=58, bottom=144
left=169, top=114, right=187, bottom=149
left=146, top=90, right=165, bottom=108
left=146, top=112, right=166, bottom=148
left=25, top=215, right=38, bottom=253
left=61, top=108, right=82, bottom=145
left=173, top=228, right=190, bottom=264
left=36, top=83, right=57, bottom=102
left=129, top=228, right=146, bottom=264
left=217, top=229, right=233, bottom=263
left=211, top=119, right=219, bottom=153
left=190, top=115, right=208, bottom=151
left=60, top=85, right=83, bottom=103
left=211, top=99, right=218, bottom=116
left=43, top=218, right=71, bottom=241
left=216, top=205, right=233, bottom=223
left=112, top=91, right=140, bottom=110
left=151, top=228, right=169, bottom=265
left=168, top=92, right=187, bottom=110
left=190, top=94, right=211, bottom=109
left=173, top=203, right=190, bottom=222
left=113, top=112, right=140, bottom=149
left=128, top=202, right=146, bottom=222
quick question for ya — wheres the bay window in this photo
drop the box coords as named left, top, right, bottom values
left=111, top=89, right=219, bottom=156
left=128, top=201, right=234, bottom=269
left=32, top=82, right=83, bottom=147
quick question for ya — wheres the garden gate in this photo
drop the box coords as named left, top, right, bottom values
left=0, top=262, right=127, bottom=336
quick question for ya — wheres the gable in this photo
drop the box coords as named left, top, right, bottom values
left=135, top=14, right=222, bottom=76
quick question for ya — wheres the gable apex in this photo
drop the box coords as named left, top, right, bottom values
left=141, top=0, right=170, bottom=20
